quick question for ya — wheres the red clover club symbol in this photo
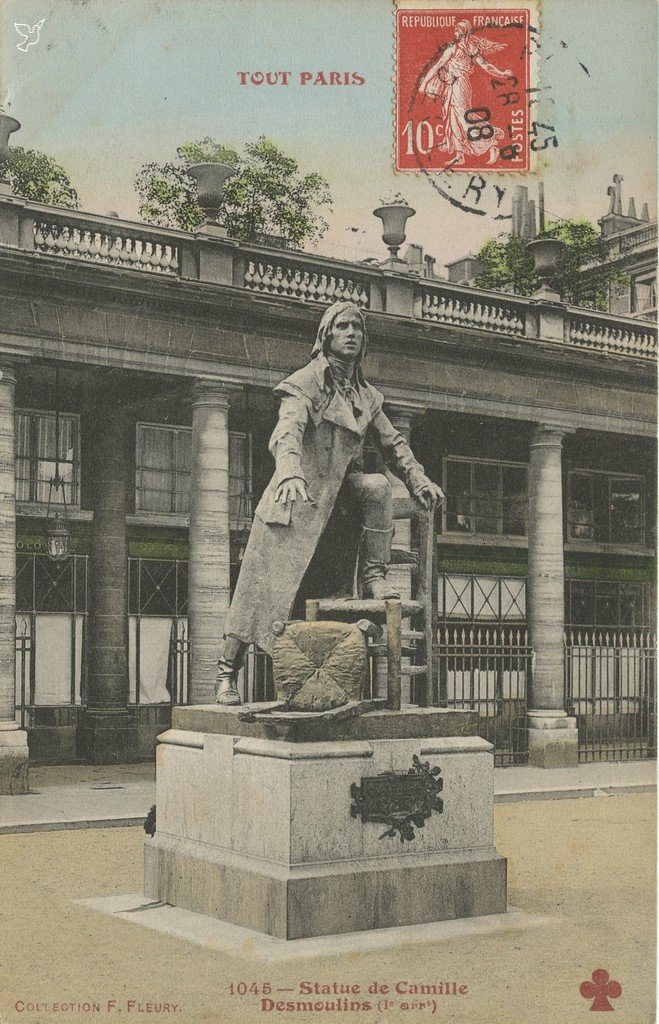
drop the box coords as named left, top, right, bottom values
left=579, top=969, right=622, bottom=1011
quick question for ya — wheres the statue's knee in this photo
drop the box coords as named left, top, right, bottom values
left=364, top=473, right=391, bottom=500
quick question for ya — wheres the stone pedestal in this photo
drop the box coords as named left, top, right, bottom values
left=0, top=722, right=30, bottom=794
left=144, top=706, right=506, bottom=940
left=527, top=709, right=579, bottom=768
left=77, top=710, right=139, bottom=765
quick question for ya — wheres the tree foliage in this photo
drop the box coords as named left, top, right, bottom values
left=3, top=147, right=79, bottom=207
left=475, top=219, right=627, bottom=310
left=135, top=136, right=332, bottom=248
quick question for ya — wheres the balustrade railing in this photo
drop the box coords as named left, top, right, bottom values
left=243, top=253, right=371, bottom=307
left=421, top=286, right=526, bottom=335
left=613, top=221, right=657, bottom=255
left=1, top=196, right=655, bottom=360
left=567, top=309, right=656, bottom=359
left=33, top=213, right=181, bottom=275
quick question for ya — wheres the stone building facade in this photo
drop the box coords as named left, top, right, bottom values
left=0, top=186, right=655, bottom=789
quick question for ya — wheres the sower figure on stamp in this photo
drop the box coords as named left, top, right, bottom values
left=215, top=300, right=444, bottom=705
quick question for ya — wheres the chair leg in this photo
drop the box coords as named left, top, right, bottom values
left=386, top=599, right=402, bottom=711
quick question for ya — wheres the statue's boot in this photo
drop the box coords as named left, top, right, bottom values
left=215, top=635, right=246, bottom=705
left=361, top=525, right=400, bottom=600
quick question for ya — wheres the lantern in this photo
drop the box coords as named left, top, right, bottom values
left=44, top=368, right=71, bottom=562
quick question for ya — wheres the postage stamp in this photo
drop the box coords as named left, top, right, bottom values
left=396, top=8, right=532, bottom=172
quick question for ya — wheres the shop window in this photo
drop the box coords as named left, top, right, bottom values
left=15, top=410, right=80, bottom=506
left=135, top=423, right=252, bottom=526
left=443, top=457, right=528, bottom=537
left=568, top=471, right=644, bottom=545
left=566, top=579, right=655, bottom=628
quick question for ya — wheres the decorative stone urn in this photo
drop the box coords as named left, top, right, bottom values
left=187, top=161, right=236, bottom=222
left=0, top=114, right=20, bottom=163
left=373, top=198, right=416, bottom=259
left=526, top=237, right=567, bottom=300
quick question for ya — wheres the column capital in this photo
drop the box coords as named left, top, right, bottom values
left=385, top=399, right=427, bottom=418
left=191, top=379, right=242, bottom=409
left=0, top=366, right=17, bottom=388
left=530, top=423, right=574, bottom=448
left=384, top=400, right=426, bottom=440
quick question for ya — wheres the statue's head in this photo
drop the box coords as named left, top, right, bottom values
left=455, top=19, right=472, bottom=38
left=310, top=301, right=368, bottom=367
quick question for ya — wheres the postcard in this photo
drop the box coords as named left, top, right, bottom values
left=0, top=1, right=656, bottom=1023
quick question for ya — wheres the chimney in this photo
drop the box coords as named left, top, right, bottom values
left=538, top=181, right=546, bottom=234
left=511, top=185, right=524, bottom=237
left=628, top=197, right=637, bottom=219
left=641, top=203, right=650, bottom=222
left=528, top=199, right=537, bottom=239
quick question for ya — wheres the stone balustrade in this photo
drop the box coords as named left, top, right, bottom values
left=0, top=195, right=655, bottom=361
left=567, top=309, right=656, bottom=360
left=611, top=221, right=657, bottom=256
left=243, top=253, right=371, bottom=307
left=421, top=285, right=526, bottom=335
left=31, top=210, right=181, bottom=275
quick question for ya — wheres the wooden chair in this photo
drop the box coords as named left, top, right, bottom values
left=305, top=494, right=436, bottom=710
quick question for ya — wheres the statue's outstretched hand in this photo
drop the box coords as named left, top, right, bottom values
left=275, top=477, right=310, bottom=504
left=415, top=480, right=445, bottom=510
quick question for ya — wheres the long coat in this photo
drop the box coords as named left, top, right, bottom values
left=223, top=356, right=427, bottom=654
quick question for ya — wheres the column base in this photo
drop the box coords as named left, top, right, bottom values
left=0, top=724, right=30, bottom=794
left=527, top=710, right=579, bottom=768
left=77, top=711, right=140, bottom=765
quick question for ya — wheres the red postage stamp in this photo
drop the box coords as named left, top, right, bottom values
left=396, top=8, right=531, bottom=172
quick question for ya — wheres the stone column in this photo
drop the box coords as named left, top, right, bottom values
left=188, top=381, right=236, bottom=704
left=80, top=399, right=137, bottom=763
left=526, top=424, right=578, bottom=767
left=0, top=366, right=29, bottom=793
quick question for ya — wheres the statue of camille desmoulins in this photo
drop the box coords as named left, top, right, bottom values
left=216, top=300, right=445, bottom=705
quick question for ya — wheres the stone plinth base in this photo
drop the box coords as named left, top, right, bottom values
left=145, top=838, right=505, bottom=940
left=527, top=710, right=579, bottom=768
left=0, top=725, right=29, bottom=794
left=77, top=711, right=140, bottom=764
left=144, top=705, right=506, bottom=940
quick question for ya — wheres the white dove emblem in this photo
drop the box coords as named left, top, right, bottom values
left=15, top=20, right=45, bottom=52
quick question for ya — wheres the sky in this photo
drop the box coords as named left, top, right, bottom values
left=1, top=0, right=656, bottom=268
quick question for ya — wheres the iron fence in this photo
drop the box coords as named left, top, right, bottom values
left=436, top=624, right=530, bottom=766
left=565, top=628, right=657, bottom=762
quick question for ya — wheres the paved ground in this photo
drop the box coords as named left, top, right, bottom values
left=1, top=760, right=655, bottom=832
left=0, top=791, right=655, bottom=1024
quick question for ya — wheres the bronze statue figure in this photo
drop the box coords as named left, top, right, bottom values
left=216, top=300, right=444, bottom=705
